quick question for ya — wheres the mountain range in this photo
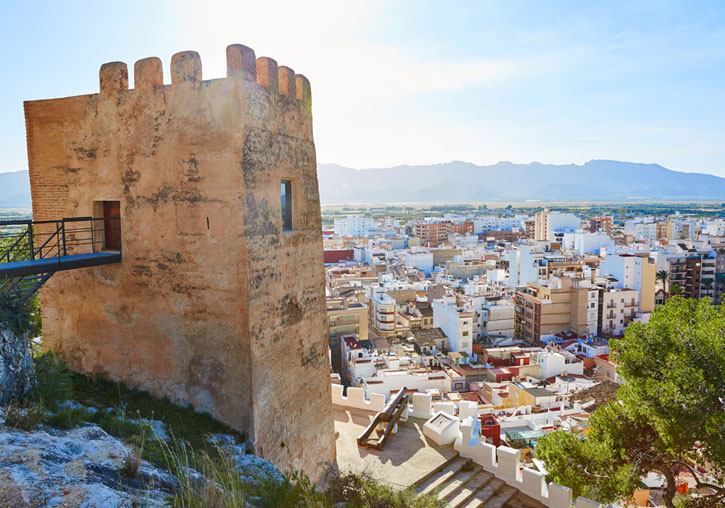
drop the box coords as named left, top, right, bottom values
left=3, top=160, right=725, bottom=208
left=0, top=171, right=32, bottom=208
left=317, top=160, right=725, bottom=204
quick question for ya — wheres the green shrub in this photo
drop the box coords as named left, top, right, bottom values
left=120, top=447, right=143, bottom=479
left=252, top=470, right=326, bottom=508
left=326, top=471, right=446, bottom=508
left=46, top=407, right=90, bottom=429
left=0, top=292, right=41, bottom=338
left=3, top=403, right=48, bottom=430
left=160, top=439, right=248, bottom=508
left=34, top=351, right=72, bottom=409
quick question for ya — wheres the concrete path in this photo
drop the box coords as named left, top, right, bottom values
left=330, top=404, right=457, bottom=490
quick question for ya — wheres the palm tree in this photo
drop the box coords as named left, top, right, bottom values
left=656, top=270, right=669, bottom=293
left=670, top=283, right=682, bottom=297
left=701, top=278, right=714, bottom=298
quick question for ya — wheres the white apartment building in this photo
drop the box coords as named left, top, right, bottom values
left=505, top=245, right=550, bottom=288
left=624, top=221, right=657, bottom=242
left=562, top=231, right=614, bottom=255
left=432, top=298, right=474, bottom=356
left=702, top=219, right=725, bottom=237
left=334, top=215, right=376, bottom=237
left=472, top=215, right=527, bottom=234
left=405, top=249, right=434, bottom=274
left=481, top=300, right=515, bottom=339
left=366, top=286, right=397, bottom=336
left=601, top=288, right=639, bottom=335
left=536, top=350, right=584, bottom=379
left=599, top=252, right=656, bottom=312
left=534, top=210, right=580, bottom=242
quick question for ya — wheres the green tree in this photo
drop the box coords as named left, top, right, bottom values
left=537, top=297, right=725, bottom=508
left=656, top=270, right=669, bottom=292
left=670, top=283, right=682, bottom=296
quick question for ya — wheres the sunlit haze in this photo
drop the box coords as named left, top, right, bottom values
left=1, top=1, right=724, bottom=174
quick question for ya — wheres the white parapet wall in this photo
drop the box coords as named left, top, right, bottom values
left=454, top=417, right=606, bottom=508
left=409, top=392, right=433, bottom=419
left=331, top=384, right=386, bottom=412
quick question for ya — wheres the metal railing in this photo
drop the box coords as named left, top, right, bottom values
left=0, top=216, right=121, bottom=264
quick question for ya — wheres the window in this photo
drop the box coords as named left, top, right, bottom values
left=281, top=180, right=293, bottom=231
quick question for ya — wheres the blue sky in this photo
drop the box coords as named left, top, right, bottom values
left=1, top=1, right=724, bottom=175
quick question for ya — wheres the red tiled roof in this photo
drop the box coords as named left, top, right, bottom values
left=343, top=336, right=361, bottom=350
left=458, top=391, right=486, bottom=404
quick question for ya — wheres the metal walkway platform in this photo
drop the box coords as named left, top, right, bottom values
left=0, top=251, right=121, bottom=278
left=0, top=216, right=122, bottom=301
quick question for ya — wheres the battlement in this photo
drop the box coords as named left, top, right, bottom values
left=97, top=43, right=311, bottom=109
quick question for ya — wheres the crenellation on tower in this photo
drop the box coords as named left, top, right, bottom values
left=277, top=66, right=296, bottom=98
left=99, top=61, right=129, bottom=95
left=295, top=74, right=312, bottom=110
left=134, top=57, right=163, bottom=90
left=170, top=50, right=202, bottom=83
left=226, top=43, right=257, bottom=80
left=96, top=46, right=309, bottom=111
left=255, top=56, right=278, bottom=93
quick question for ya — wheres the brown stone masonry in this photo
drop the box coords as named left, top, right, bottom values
left=24, top=44, right=335, bottom=480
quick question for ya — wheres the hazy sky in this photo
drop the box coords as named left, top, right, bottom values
left=1, top=1, right=724, bottom=175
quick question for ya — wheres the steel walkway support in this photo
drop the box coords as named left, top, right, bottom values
left=0, top=217, right=122, bottom=302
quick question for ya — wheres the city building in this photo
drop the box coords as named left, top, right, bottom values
left=433, top=297, right=474, bottom=356
left=599, top=252, right=656, bottom=312
left=326, top=297, right=368, bottom=343
left=333, top=215, right=376, bottom=237
left=589, top=217, right=612, bottom=235
left=514, top=277, right=599, bottom=345
left=534, top=209, right=580, bottom=242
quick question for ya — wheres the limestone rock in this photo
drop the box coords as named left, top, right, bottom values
left=0, top=422, right=169, bottom=507
left=0, top=326, right=36, bottom=405
left=0, top=416, right=285, bottom=507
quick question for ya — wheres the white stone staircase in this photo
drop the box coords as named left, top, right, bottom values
left=414, top=455, right=546, bottom=508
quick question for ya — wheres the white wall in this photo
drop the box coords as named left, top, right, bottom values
left=363, top=370, right=451, bottom=401
left=546, top=212, right=580, bottom=241
left=405, top=251, right=434, bottom=273
left=433, top=299, right=473, bottom=356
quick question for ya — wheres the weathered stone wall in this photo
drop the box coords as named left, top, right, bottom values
left=24, top=44, right=335, bottom=479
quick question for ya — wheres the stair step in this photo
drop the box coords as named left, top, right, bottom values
left=436, top=464, right=482, bottom=500
left=417, top=456, right=468, bottom=496
left=447, top=471, right=494, bottom=508
left=460, top=477, right=505, bottom=508
left=13, top=282, right=41, bottom=288
left=411, top=454, right=461, bottom=489
left=476, top=483, right=518, bottom=508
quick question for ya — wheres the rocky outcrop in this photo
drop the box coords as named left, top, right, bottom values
left=0, top=326, right=35, bottom=405
left=0, top=410, right=283, bottom=507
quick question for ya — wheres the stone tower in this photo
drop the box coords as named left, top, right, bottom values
left=24, top=44, right=335, bottom=478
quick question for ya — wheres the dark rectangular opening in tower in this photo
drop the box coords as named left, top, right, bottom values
left=281, top=180, right=293, bottom=231
left=102, top=200, right=121, bottom=250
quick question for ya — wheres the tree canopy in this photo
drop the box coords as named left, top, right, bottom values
left=536, top=297, right=725, bottom=508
